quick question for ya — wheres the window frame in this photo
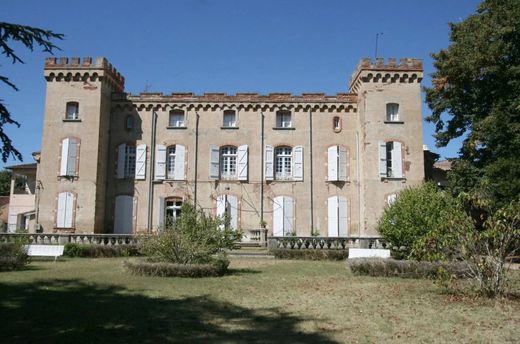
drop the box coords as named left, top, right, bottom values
left=166, top=145, right=176, bottom=179
left=220, top=146, right=238, bottom=179
left=65, top=101, right=80, bottom=121
left=124, top=144, right=136, bottom=178
left=165, top=197, right=183, bottom=225
left=274, top=146, right=293, bottom=180
left=168, top=110, right=186, bottom=128
left=385, top=103, right=402, bottom=123
left=222, top=110, right=238, bottom=128
left=333, top=116, right=342, bottom=132
left=275, top=111, right=292, bottom=128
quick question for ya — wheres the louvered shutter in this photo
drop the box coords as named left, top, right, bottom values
left=135, top=144, right=147, bottom=180
left=157, top=197, right=165, bottom=229
left=328, top=196, right=338, bottom=237
left=228, top=195, right=238, bottom=230
left=209, top=145, right=220, bottom=179
left=174, top=144, right=185, bottom=180
left=57, top=192, right=67, bottom=227
left=155, top=144, right=166, bottom=180
left=237, top=145, right=248, bottom=181
left=293, top=146, right=303, bottom=181
left=339, top=146, right=348, bottom=181
left=283, top=197, right=294, bottom=235
left=379, top=141, right=387, bottom=177
left=64, top=192, right=74, bottom=228
left=328, top=146, right=338, bottom=181
left=338, top=196, right=348, bottom=236
left=391, top=142, right=403, bottom=178
left=265, top=145, right=274, bottom=180
left=60, top=138, right=70, bottom=176
left=117, top=143, right=127, bottom=179
left=216, top=194, right=226, bottom=229
left=66, top=138, right=78, bottom=176
left=272, top=196, right=284, bottom=236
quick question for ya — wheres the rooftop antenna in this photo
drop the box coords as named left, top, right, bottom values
left=143, top=80, right=151, bottom=93
left=375, top=32, right=383, bottom=60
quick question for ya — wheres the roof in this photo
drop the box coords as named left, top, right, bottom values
left=433, top=160, right=452, bottom=171
left=4, top=163, right=37, bottom=170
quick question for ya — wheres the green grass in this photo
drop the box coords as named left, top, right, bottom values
left=0, top=258, right=519, bottom=343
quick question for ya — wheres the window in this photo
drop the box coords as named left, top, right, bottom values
left=221, top=146, right=237, bottom=179
left=378, top=141, right=403, bottom=178
left=60, top=137, right=79, bottom=177
left=276, top=111, right=292, bottom=128
left=333, top=116, right=341, bottom=132
left=167, top=146, right=176, bottom=179
left=65, top=102, right=79, bottom=120
left=328, top=196, right=348, bottom=237
left=327, top=145, right=348, bottom=181
left=56, top=191, right=75, bottom=228
left=386, top=193, right=397, bottom=206
left=386, top=103, right=400, bottom=122
left=265, top=145, right=303, bottom=181
left=275, top=147, right=292, bottom=179
left=155, top=144, right=185, bottom=180
left=272, top=196, right=294, bottom=236
left=169, top=110, right=185, bottom=127
left=124, top=145, right=136, bottom=178
left=125, top=115, right=134, bottom=130
left=165, top=198, right=183, bottom=225
left=116, top=143, right=136, bottom=179
left=216, top=194, right=238, bottom=230
left=223, top=110, right=237, bottom=127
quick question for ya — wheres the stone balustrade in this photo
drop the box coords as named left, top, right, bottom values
left=267, top=236, right=386, bottom=250
left=0, top=233, right=140, bottom=246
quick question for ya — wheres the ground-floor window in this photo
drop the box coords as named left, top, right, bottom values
left=114, top=195, right=135, bottom=234
left=165, top=198, right=183, bottom=225
left=216, top=194, right=238, bottom=230
left=328, top=196, right=348, bottom=237
left=56, top=191, right=75, bottom=228
left=272, top=196, right=294, bottom=236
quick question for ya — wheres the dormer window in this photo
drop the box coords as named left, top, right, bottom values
left=223, top=110, right=237, bottom=128
left=386, top=103, right=400, bottom=122
left=169, top=110, right=185, bottom=127
left=276, top=111, right=292, bottom=128
left=65, top=102, right=79, bottom=120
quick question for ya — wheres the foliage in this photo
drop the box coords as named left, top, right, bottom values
left=0, top=241, right=28, bottom=271
left=377, top=183, right=468, bottom=259
left=63, top=243, right=140, bottom=258
left=424, top=0, right=520, bottom=207
left=124, top=254, right=230, bottom=277
left=0, top=22, right=63, bottom=162
left=346, top=258, right=471, bottom=279
left=270, top=248, right=348, bottom=261
left=139, top=202, right=241, bottom=265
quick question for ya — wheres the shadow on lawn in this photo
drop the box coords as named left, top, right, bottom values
left=0, top=279, right=338, bottom=344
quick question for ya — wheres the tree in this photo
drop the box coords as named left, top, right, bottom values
left=0, top=22, right=63, bottom=162
left=424, top=0, right=520, bottom=208
left=0, top=170, right=11, bottom=196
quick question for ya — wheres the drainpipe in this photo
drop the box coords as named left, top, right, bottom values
left=356, top=130, right=361, bottom=238
left=260, top=112, right=265, bottom=225
left=193, top=112, right=200, bottom=208
left=309, top=109, right=314, bottom=233
left=147, top=111, right=157, bottom=233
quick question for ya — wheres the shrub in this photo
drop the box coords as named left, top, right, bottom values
left=140, top=202, right=241, bottom=265
left=346, top=258, right=470, bottom=279
left=270, top=248, right=348, bottom=261
left=0, top=242, right=29, bottom=271
left=64, top=243, right=140, bottom=258
left=123, top=254, right=229, bottom=277
left=377, top=182, right=469, bottom=260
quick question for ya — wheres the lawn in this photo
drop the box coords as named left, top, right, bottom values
left=0, top=258, right=518, bottom=343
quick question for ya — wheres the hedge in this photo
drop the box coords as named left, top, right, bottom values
left=270, top=248, right=349, bottom=261
left=64, top=243, right=140, bottom=258
left=346, top=258, right=471, bottom=279
left=123, top=256, right=230, bottom=278
left=0, top=242, right=29, bottom=271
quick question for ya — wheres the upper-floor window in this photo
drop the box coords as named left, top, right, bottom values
left=276, top=111, right=292, bottom=128
left=223, top=110, right=237, bottom=128
left=386, top=103, right=400, bottom=122
left=327, top=145, right=348, bottom=181
left=65, top=102, right=79, bottom=120
left=60, top=137, right=80, bottom=177
left=166, top=146, right=176, bottom=179
left=275, top=146, right=292, bottom=180
left=333, top=116, right=341, bottom=132
left=125, top=115, right=134, bottom=130
left=209, top=145, right=248, bottom=181
left=378, top=141, right=403, bottom=178
left=221, top=146, right=237, bottom=179
left=265, top=145, right=303, bottom=181
left=124, top=145, right=136, bottom=178
left=155, top=144, right=185, bottom=180
left=116, top=143, right=136, bottom=179
left=169, top=110, right=185, bottom=127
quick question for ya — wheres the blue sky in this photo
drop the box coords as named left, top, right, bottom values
left=0, top=0, right=481, bottom=168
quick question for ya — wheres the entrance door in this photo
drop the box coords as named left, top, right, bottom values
left=114, top=195, right=134, bottom=234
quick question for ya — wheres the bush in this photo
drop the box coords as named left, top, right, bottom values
left=270, top=248, right=349, bottom=261
left=124, top=254, right=229, bottom=277
left=140, top=202, right=241, bottom=265
left=0, top=242, right=29, bottom=271
left=346, top=258, right=470, bottom=279
left=64, top=243, right=140, bottom=258
left=377, top=182, right=469, bottom=260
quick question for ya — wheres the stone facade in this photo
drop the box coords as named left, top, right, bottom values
left=33, top=56, right=424, bottom=239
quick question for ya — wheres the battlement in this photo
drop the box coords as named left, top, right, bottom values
left=44, top=57, right=125, bottom=91
left=349, top=57, right=423, bottom=92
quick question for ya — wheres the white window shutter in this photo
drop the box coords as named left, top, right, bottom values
left=328, top=146, right=338, bottom=181
left=216, top=194, right=226, bottom=230
left=209, top=145, right=220, bottom=179
left=66, top=138, right=78, bottom=176
left=392, top=142, right=403, bottom=178
left=60, top=138, right=70, bottom=176
left=328, top=196, right=338, bottom=237
left=157, top=197, right=165, bottom=228
left=338, top=196, right=348, bottom=236
left=283, top=196, right=294, bottom=235
left=135, top=144, right=147, bottom=180
left=237, top=145, right=248, bottom=181
left=174, top=144, right=185, bottom=180
left=272, top=196, right=284, bottom=236
left=155, top=144, right=166, bottom=180
left=57, top=192, right=67, bottom=227
left=293, top=146, right=303, bottom=181
left=228, top=195, right=238, bottom=230
left=265, top=145, right=274, bottom=180
left=64, top=192, right=74, bottom=228
left=339, top=147, right=348, bottom=181
left=387, top=193, right=397, bottom=206
left=379, top=141, right=387, bottom=177
left=117, top=143, right=127, bottom=179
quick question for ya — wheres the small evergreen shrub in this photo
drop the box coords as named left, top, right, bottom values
left=64, top=243, right=140, bottom=258
left=270, top=248, right=349, bottom=261
left=346, top=258, right=470, bottom=279
left=0, top=242, right=29, bottom=271
left=124, top=254, right=229, bottom=277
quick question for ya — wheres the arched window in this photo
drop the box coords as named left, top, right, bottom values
left=328, top=196, right=348, bottom=237
left=65, top=101, right=79, bottom=120
left=221, top=146, right=238, bottom=179
left=216, top=194, right=238, bottom=230
left=386, top=103, right=400, bottom=122
left=116, top=143, right=136, bottom=179
left=272, top=196, right=294, bottom=236
left=167, top=146, right=176, bottom=179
